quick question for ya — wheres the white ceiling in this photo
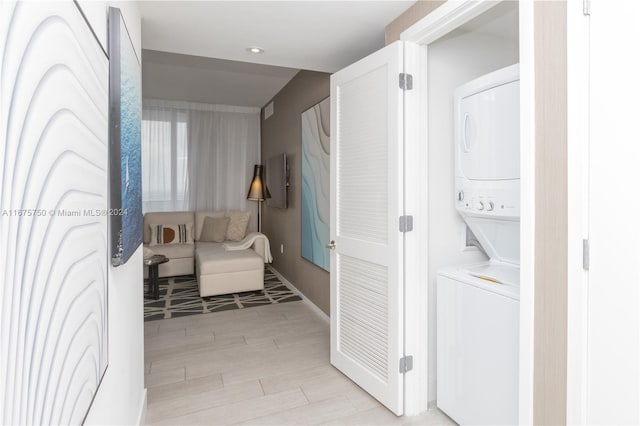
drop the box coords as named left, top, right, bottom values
left=142, top=49, right=299, bottom=107
left=139, top=1, right=414, bottom=73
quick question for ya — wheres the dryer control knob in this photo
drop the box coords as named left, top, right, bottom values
left=486, top=201, right=494, bottom=211
left=457, top=191, right=464, bottom=201
left=476, top=201, right=485, bottom=211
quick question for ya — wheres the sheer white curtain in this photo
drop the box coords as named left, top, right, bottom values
left=187, top=108, right=259, bottom=212
left=141, top=107, right=188, bottom=212
left=141, top=99, right=260, bottom=216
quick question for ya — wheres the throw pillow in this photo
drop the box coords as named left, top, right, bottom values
left=225, top=210, right=251, bottom=242
left=149, top=223, right=194, bottom=246
left=199, top=216, right=230, bottom=243
left=143, top=247, right=155, bottom=260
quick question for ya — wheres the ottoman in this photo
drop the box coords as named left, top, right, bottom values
left=195, top=242, right=264, bottom=297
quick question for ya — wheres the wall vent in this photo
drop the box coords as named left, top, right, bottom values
left=264, top=101, right=274, bottom=119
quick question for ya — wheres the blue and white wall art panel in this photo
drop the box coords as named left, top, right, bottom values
left=109, top=7, right=142, bottom=266
left=301, top=97, right=330, bottom=271
left=0, top=1, right=109, bottom=424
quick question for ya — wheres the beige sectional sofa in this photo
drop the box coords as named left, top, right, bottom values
left=143, top=210, right=270, bottom=297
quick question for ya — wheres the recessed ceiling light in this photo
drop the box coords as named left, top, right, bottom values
left=247, top=46, right=264, bottom=54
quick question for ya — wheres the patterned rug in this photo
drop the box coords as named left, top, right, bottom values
left=143, top=267, right=302, bottom=322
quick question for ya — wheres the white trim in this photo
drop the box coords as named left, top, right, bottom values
left=400, top=0, right=499, bottom=44
left=142, top=98, right=260, bottom=114
left=400, top=0, right=536, bottom=421
left=136, top=388, right=147, bottom=426
left=566, top=1, right=590, bottom=424
left=402, top=41, right=429, bottom=416
left=267, top=265, right=330, bottom=324
left=517, top=1, right=535, bottom=424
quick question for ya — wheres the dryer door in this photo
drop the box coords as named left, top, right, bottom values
left=459, top=80, right=520, bottom=181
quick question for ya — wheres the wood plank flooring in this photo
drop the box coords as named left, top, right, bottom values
left=144, top=300, right=454, bottom=425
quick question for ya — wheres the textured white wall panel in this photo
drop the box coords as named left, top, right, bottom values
left=1, top=1, right=109, bottom=424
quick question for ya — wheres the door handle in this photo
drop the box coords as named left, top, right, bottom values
left=463, top=113, right=471, bottom=153
left=326, top=240, right=336, bottom=250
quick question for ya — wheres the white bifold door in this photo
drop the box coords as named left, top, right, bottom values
left=329, top=40, right=409, bottom=415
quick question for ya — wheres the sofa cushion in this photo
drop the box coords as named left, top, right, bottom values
left=200, top=216, right=229, bottom=243
left=144, top=243, right=194, bottom=259
left=143, top=211, right=195, bottom=244
left=196, top=242, right=262, bottom=274
left=225, top=210, right=251, bottom=242
left=195, top=241, right=220, bottom=250
left=149, top=223, right=194, bottom=246
left=194, top=211, right=225, bottom=240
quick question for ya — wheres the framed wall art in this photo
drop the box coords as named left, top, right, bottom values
left=109, top=7, right=142, bottom=266
left=301, top=97, right=330, bottom=271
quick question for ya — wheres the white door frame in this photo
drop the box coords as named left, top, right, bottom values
left=402, top=41, right=429, bottom=416
left=566, top=1, right=590, bottom=423
left=400, top=1, right=536, bottom=422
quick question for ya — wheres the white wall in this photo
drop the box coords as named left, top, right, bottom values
left=75, top=1, right=146, bottom=424
left=78, top=1, right=142, bottom=60
left=85, top=249, right=145, bottom=425
left=427, top=30, right=519, bottom=401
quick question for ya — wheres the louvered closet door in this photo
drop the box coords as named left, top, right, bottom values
left=330, top=41, right=404, bottom=415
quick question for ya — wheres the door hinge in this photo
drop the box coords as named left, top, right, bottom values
left=399, top=73, right=413, bottom=90
left=583, top=0, right=590, bottom=15
left=399, top=356, right=413, bottom=373
left=399, top=215, right=413, bottom=233
left=583, top=239, right=590, bottom=270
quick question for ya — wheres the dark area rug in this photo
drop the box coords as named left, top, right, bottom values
left=143, top=267, right=302, bottom=322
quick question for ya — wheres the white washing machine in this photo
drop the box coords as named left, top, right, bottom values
left=437, top=64, right=520, bottom=425
left=437, top=264, right=519, bottom=425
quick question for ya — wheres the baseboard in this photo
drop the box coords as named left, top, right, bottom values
left=136, top=388, right=147, bottom=425
left=268, top=265, right=330, bottom=324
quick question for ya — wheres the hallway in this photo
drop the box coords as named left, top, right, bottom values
left=144, top=299, right=453, bottom=425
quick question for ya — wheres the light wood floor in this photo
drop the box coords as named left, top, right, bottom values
left=144, top=300, right=454, bottom=425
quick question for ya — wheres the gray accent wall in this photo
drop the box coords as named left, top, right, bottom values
left=260, top=71, right=330, bottom=315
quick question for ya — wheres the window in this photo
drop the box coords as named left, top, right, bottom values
left=141, top=100, right=260, bottom=214
left=141, top=108, right=188, bottom=212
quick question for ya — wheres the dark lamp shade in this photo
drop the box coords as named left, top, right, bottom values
left=247, top=165, right=271, bottom=201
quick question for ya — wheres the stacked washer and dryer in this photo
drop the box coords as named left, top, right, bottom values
left=436, top=64, right=520, bottom=426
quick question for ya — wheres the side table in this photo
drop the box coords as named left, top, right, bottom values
left=144, top=255, right=169, bottom=300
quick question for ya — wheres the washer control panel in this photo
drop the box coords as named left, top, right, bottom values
left=455, top=186, right=519, bottom=218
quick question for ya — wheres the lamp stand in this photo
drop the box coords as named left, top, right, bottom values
left=257, top=201, right=261, bottom=233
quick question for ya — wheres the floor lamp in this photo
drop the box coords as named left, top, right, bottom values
left=247, top=164, right=271, bottom=232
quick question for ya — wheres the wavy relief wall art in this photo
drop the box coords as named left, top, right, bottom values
left=1, top=2, right=109, bottom=424
left=301, top=97, right=330, bottom=271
